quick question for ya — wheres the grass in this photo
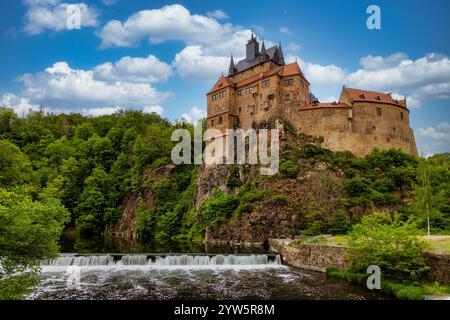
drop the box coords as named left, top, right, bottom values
left=300, top=234, right=450, bottom=253
left=424, top=236, right=450, bottom=254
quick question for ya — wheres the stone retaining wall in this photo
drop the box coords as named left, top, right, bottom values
left=269, top=238, right=450, bottom=284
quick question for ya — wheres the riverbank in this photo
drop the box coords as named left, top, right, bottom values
left=268, top=238, right=450, bottom=299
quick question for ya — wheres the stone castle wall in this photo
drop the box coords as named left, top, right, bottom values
left=287, top=102, right=418, bottom=157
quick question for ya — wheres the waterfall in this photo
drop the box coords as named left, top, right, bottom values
left=41, top=254, right=282, bottom=267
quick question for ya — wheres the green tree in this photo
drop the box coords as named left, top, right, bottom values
left=347, top=212, right=429, bottom=282
left=0, top=188, right=69, bottom=299
left=0, top=140, right=33, bottom=187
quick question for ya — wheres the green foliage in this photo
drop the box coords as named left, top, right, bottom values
left=279, top=159, right=299, bottom=178
left=329, top=209, right=351, bottom=235
left=347, top=212, right=429, bottom=282
left=0, top=188, right=69, bottom=299
left=0, top=140, right=33, bottom=187
left=198, top=189, right=238, bottom=230
left=326, top=268, right=426, bottom=300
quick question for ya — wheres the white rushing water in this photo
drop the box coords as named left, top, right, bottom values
left=40, top=254, right=283, bottom=269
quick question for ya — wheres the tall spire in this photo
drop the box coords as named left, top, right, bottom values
left=260, top=40, right=268, bottom=62
left=278, top=41, right=285, bottom=65
left=228, top=54, right=236, bottom=76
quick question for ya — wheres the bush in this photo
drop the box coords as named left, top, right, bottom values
left=279, top=160, right=299, bottom=178
left=198, top=189, right=238, bottom=229
left=271, top=194, right=288, bottom=205
left=329, top=209, right=351, bottom=235
left=347, top=212, right=429, bottom=282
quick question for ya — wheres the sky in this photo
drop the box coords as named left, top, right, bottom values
left=0, top=0, right=449, bottom=155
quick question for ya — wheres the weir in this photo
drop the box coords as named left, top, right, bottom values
left=40, top=253, right=282, bottom=266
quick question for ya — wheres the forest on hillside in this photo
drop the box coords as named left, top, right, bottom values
left=1, top=107, right=450, bottom=246
left=1, top=107, right=450, bottom=298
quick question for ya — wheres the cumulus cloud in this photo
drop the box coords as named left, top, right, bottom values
left=0, top=93, right=40, bottom=115
left=417, top=122, right=450, bottom=153
left=143, top=105, right=164, bottom=115
left=97, top=4, right=238, bottom=49
left=16, top=61, right=170, bottom=110
left=207, top=9, right=229, bottom=20
left=24, top=0, right=99, bottom=35
left=173, top=46, right=229, bottom=81
left=93, top=55, right=172, bottom=83
left=180, top=107, right=206, bottom=123
left=347, top=53, right=450, bottom=93
left=359, top=52, right=408, bottom=70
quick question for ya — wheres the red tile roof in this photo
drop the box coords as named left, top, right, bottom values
left=208, top=62, right=306, bottom=94
left=300, top=101, right=351, bottom=111
left=207, top=75, right=235, bottom=94
left=343, top=87, right=407, bottom=108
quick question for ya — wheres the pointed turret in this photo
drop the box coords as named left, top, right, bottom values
left=260, top=40, right=268, bottom=62
left=228, top=54, right=237, bottom=76
left=278, top=41, right=285, bottom=65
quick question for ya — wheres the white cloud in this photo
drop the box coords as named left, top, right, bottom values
left=82, top=106, right=122, bottom=116
left=0, top=93, right=40, bottom=115
left=359, top=52, right=408, bottom=70
left=93, top=55, right=172, bottom=83
left=347, top=53, right=450, bottom=92
left=279, top=27, right=292, bottom=35
left=24, top=0, right=99, bottom=35
left=97, top=4, right=236, bottom=49
left=286, top=41, right=301, bottom=54
left=143, top=105, right=164, bottom=115
left=180, top=107, right=206, bottom=123
left=418, top=122, right=450, bottom=153
left=173, top=46, right=229, bottom=81
left=207, top=9, right=229, bottom=20
left=16, top=61, right=170, bottom=110
left=294, top=58, right=346, bottom=87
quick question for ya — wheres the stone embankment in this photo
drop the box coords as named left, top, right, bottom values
left=269, top=238, right=450, bottom=284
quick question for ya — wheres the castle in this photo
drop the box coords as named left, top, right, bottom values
left=206, top=34, right=418, bottom=157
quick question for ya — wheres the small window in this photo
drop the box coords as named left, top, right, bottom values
left=284, top=79, right=294, bottom=86
left=219, top=117, right=223, bottom=124
left=376, top=107, right=382, bottom=116
left=237, top=90, right=243, bottom=96
left=238, top=107, right=241, bottom=114
left=400, top=112, right=404, bottom=120
left=211, top=120, right=214, bottom=126
left=262, top=79, right=270, bottom=88
left=284, top=93, right=291, bottom=101
left=245, top=87, right=253, bottom=94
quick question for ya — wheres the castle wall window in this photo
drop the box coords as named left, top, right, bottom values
left=262, top=80, right=270, bottom=88
left=218, top=90, right=226, bottom=99
left=284, top=79, right=294, bottom=87
left=211, top=119, right=214, bottom=126
left=400, top=112, right=404, bottom=120
left=284, top=93, right=291, bottom=101
left=219, top=117, right=223, bottom=124
left=377, top=107, right=382, bottom=116
left=237, top=90, right=243, bottom=96
left=245, top=87, right=253, bottom=94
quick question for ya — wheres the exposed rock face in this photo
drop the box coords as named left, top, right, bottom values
left=201, top=159, right=349, bottom=243
left=196, top=163, right=229, bottom=206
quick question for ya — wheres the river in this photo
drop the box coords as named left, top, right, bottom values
left=28, top=252, right=388, bottom=300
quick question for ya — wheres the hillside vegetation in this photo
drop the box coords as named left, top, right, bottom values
left=0, top=108, right=449, bottom=247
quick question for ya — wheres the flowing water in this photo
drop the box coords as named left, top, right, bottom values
left=28, top=253, right=388, bottom=300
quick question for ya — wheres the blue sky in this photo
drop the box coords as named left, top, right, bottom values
left=0, top=0, right=449, bottom=154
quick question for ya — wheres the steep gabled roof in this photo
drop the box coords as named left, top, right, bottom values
left=208, top=75, right=235, bottom=94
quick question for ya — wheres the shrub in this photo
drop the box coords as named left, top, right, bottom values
left=329, top=209, right=351, bottom=235
left=347, top=212, right=430, bottom=282
left=279, top=160, right=299, bottom=178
